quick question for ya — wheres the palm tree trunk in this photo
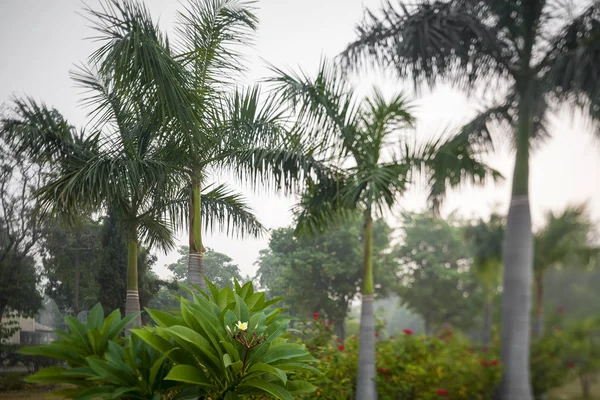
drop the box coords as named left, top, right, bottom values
left=125, top=230, right=142, bottom=328
left=482, top=299, right=492, bottom=347
left=356, top=211, right=377, bottom=400
left=188, top=176, right=206, bottom=289
left=533, top=272, right=544, bottom=337
left=497, top=99, right=534, bottom=400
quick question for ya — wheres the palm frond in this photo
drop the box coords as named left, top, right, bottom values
left=341, top=0, right=512, bottom=90
left=293, top=176, right=358, bottom=237
left=408, top=129, right=503, bottom=214
left=174, top=0, right=257, bottom=90
left=201, top=183, right=264, bottom=238
left=267, top=59, right=360, bottom=155
left=84, top=0, right=204, bottom=139
left=0, top=98, right=90, bottom=164
left=544, top=1, right=600, bottom=122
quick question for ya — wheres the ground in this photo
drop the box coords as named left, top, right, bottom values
left=0, top=379, right=596, bottom=399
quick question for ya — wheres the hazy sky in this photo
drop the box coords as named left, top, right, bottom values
left=1, top=0, right=599, bottom=279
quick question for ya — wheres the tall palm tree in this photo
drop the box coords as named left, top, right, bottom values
left=341, top=2, right=600, bottom=398
left=271, top=61, right=501, bottom=400
left=533, top=204, right=596, bottom=337
left=466, top=213, right=504, bottom=346
left=95, top=0, right=329, bottom=288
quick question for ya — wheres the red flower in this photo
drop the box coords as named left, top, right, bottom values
left=481, top=360, right=489, bottom=367
left=338, top=345, right=345, bottom=351
left=375, top=331, right=380, bottom=337
left=326, top=356, right=331, bottom=360
left=312, top=312, right=320, bottom=320
left=490, top=360, right=499, bottom=366
left=436, top=389, right=449, bottom=396
left=377, top=367, right=390, bottom=374
left=482, top=346, right=489, bottom=352
left=567, top=361, right=575, bottom=368
left=385, top=376, right=391, bottom=382
left=336, top=338, right=342, bottom=343
left=557, top=306, right=565, bottom=314
left=403, top=329, right=413, bottom=336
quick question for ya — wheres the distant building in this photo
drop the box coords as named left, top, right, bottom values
left=1, top=314, right=55, bottom=345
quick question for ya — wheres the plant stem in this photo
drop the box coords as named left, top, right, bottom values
left=241, top=348, right=250, bottom=375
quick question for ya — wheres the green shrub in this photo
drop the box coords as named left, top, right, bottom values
left=135, top=279, right=318, bottom=400
left=297, top=324, right=502, bottom=400
left=20, top=280, right=318, bottom=400
left=0, top=372, right=26, bottom=391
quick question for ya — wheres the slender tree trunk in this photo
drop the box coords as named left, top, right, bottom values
left=581, top=374, right=591, bottom=399
left=482, top=299, right=492, bottom=347
left=334, top=317, right=346, bottom=341
left=533, top=272, right=544, bottom=337
left=188, top=176, right=206, bottom=289
left=497, top=97, right=534, bottom=400
left=74, top=251, right=80, bottom=316
left=356, top=211, right=377, bottom=400
left=125, top=230, right=142, bottom=328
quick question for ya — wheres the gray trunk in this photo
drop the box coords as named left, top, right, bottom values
left=497, top=195, right=534, bottom=400
left=482, top=300, right=492, bottom=347
left=356, top=294, right=377, bottom=400
left=334, top=318, right=346, bottom=341
left=74, top=251, right=80, bottom=315
left=125, top=289, right=142, bottom=332
left=188, top=251, right=205, bottom=290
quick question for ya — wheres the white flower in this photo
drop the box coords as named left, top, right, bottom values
left=236, top=321, right=248, bottom=331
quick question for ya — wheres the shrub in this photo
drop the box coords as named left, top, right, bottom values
left=135, top=279, right=318, bottom=399
left=0, top=372, right=26, bottom=391
left=298, top=327, right=502, bottom=400
left=20, top=279, right=318, bottom=400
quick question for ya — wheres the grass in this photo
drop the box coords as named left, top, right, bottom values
left=549, top=375, right=599, bottom=400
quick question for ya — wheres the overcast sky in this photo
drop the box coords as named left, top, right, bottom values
left=1, top=0, right=599, bottom=279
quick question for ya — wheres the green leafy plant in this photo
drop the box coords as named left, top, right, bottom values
left=133, top=279, right=318, bottom=400
left=299, top=330, right=502, bottom=400
left=19, top=303, right=140, bottom=398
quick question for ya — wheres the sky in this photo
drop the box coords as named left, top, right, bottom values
left=1, top=0, right=599, bottom=280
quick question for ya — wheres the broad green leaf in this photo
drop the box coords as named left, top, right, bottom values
left=263, top=343, right=309, bottom=363
left=164, top=325, right=221, bottom=368
left=238, top=380, right=294, bottom=400
left=87, top=303, right=104, bottom=330
left=245, top=363, right=287, bottom=384
left=286, top=380, right=317, bottom=394
left=145, top=308, right=182, bottom=327
left=234, top=293, right=250, bottom=326
left=164, top=365, right=215, bottom=388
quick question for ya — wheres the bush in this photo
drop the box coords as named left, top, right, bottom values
left=19, top=279, right=318, bottom=400
left=0, top=372, right=26, bottom=391
left=297, top=319, right=501, bottom=400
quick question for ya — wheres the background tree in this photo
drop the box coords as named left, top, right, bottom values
left=256, top=218, right=396, bottom=340
left=42, top=218, right=102, bottom=315
left=465, top=213, right=504, bottom=345
left=272, top=61, right=499, bottom=400
left=342, top=2, right=600, bottom=397
left=533, top=204, right=597, bottom=336
left=396, top=212, right=482, bottom=334
left=149, top=245, right=242, bottom=312
left=0, top=144, right=43, bottom=325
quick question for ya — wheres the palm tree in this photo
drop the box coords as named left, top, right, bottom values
left=341, top=2, right=600, bottom=398
left=271, top=61, right=500, bottom=400
left=95, top=0, right=329, bottom=288
left=533, top=204, right=597, bottom=337
left=466, top=213, right=504, bottom=346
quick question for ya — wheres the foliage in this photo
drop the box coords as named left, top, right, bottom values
left=134, top=279, right=318, bottom=400
left=0, top=145, right=43, bottom=323
left=297, top=329, right=501, bottom=400
left=256, top=218, right=396, bottom=338
left=530, top=330, right=571, bottom=400
left=149, top=245, right=243, bottom=312
left=168, top=246, right=243, bottom=287
left=396, top=213, right=482, bottom=333
left=0, top=342, right=56, bottom=374
left=560, top=316, right=600, bottom=398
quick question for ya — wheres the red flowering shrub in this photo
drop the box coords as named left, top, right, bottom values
left=403, top=328, right=413, bottom=336
left=297, top=331, right=501, bottom=399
